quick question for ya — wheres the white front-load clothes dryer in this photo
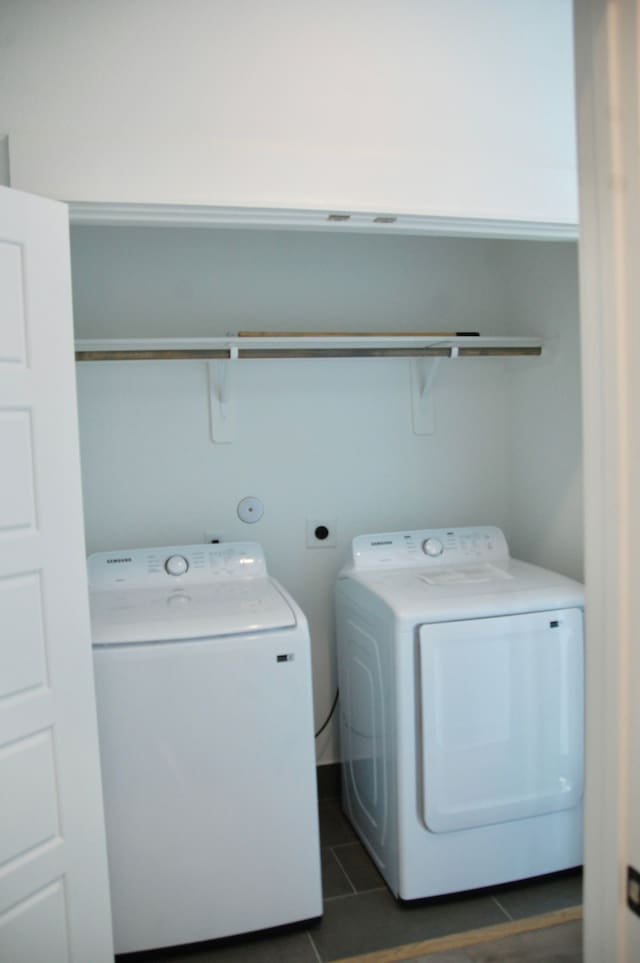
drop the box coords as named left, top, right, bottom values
left=335, top=526, right=584, bottom=900
left=88, top=542, right=322, bottom=955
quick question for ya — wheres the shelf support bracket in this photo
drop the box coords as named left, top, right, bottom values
left=410, top=357, right=441, bottom=435
left=207, top=348, right=237, bottom=443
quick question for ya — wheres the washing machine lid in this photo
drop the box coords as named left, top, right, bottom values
left=88, top=543, right=297, bottom=645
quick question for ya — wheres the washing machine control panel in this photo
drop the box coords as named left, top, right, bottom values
left=350, top=526, right=509, bottom=570
left=88, top=542, right=268, bottom=587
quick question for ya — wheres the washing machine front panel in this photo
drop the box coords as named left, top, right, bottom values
left=418, top=607, right=584, bottom=834
left=94, top=625, right=321, bottom=953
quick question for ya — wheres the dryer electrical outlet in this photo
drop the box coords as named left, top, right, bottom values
left=306, top=518, right=338, bottom=549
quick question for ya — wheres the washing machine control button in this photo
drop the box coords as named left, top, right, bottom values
left=422, top=538, right=444, bottom=557
left=165, top=554, right=189, bottom=576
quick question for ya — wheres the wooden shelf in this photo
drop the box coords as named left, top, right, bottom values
left=75, top=335, right=543, bottom=362
left=74, top=334, right=543, bottom=445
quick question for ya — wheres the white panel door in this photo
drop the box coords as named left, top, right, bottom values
left=574, top=2, right=640, bottom=960
left=0, top=187, right=113, bottom=962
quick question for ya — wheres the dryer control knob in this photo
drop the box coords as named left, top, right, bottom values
left=422, top=538, right=444, bottom=557
left=165, top=554, right=189, bottom=576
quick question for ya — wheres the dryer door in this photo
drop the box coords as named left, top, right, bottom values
left=418, top=608, right=584, bottom=833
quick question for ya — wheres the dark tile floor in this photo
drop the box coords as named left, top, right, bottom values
left=118, top=766, right=583, bottom=963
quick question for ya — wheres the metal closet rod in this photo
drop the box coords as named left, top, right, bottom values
left=75, top=345, right=542, bottom=361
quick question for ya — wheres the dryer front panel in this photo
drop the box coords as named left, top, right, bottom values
left=417, top=608, right=584, bottom=833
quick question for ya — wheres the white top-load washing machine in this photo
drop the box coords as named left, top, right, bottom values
left=89, top=542, right=322, bottom=955
left=335, top=526, right=584, bottom=901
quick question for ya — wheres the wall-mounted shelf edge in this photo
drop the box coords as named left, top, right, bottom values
left=67, top=202, right=578, bottom=242
left=75, top=335, right=543, bottom=444
left=74, top=335, right=543, bottom=362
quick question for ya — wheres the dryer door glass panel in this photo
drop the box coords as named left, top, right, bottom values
left=418, top=608, right=584, bottom=833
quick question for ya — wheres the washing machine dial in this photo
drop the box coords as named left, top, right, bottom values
left=165, top=554, right=189, bottom=576
left=422, top=538, right=444, bottom=558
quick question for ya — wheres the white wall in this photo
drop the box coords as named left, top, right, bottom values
left=71, top=227, right=582, bottom=762
left=71, top=228, right=513, bottom=337
left=505, top=242, right=583, bottom=582
left=0, top=0, right=576, bottom=223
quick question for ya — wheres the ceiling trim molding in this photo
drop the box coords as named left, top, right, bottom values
left=67, top=201, right=578, bottom=241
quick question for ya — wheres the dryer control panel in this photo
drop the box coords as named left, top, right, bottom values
left=88, top=542, right=267, bottom=588
left=349, top=526, right=509, bottom=571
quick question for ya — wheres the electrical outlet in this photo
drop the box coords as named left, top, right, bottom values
left=203, top=530, right=225, bottom=544
left=306, top=518, right=338, bottom=549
